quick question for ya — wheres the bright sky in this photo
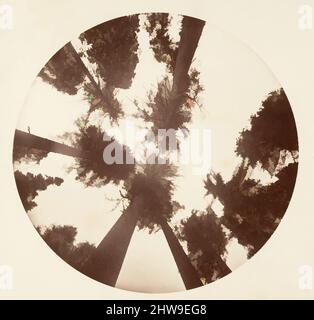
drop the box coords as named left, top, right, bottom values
left=15, top=14, right=281, bottom=293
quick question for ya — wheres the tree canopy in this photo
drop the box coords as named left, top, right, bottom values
left=205, top=162, right=298, bottom=257
left=205, top=88, right=299, bottom=257
left=123, top=164, right=180, bottom=233
left=144, top=13, right=179, bottom=73
left=236, top=89, right=298, bottom=172
left=37, top=225, right=96, bottom=275
left=139, top=71, right=203, bottom=135
left=39, top=43, right=86, bottom=95
left=13, top=145, right=49, bottom=164
left=177, top=209, right=230, bottom=283
left=14, top=170, right=64, bottom=212
left=39, top=15, right=140, bottom=121
left=79, top=15, right=140, bottom=89
left=141, top=14, right=204, bottom=135
left=66, top=124, right=135, bottom=187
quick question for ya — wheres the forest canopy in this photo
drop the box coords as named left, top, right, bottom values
left=13, top=13, right=298, bottom=291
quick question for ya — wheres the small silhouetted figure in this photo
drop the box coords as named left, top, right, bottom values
left=27, top=126, right=30, bottom=133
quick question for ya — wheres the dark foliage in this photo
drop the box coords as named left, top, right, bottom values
left=236, top=89, right=298, bottom=171
left=15, top=170, right=64, bottom=212
left=145, top=13, right=179, bottom=73
left=177, top=209, right=229, bottom=283
left=124, top=165, right=179, bottom=232
left=38, top=225, right=96, bottom=274
left=79, top=15, right=140, bottom=89
left=39, top=44, right=85, bottom=95
left=13, top=146, right=49, bottom=164
left=69, top=125, right=135, bottom=187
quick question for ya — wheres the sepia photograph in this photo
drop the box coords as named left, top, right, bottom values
left=12, top=12, right=298, bottom=294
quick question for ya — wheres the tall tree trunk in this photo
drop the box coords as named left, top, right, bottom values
left=172, top=17, right=205, bottom=97
left=82, top=196, right=142, bottom=287
left=159, top=217, right=203, bottom=290
left=14, top=130, right=88, bottom=158
left=148, top=17, right=205, bottom=289
left=160, top=16, right=205, bottom=135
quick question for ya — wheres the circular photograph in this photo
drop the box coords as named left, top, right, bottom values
left=13, top=13, right=298, bottom=293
